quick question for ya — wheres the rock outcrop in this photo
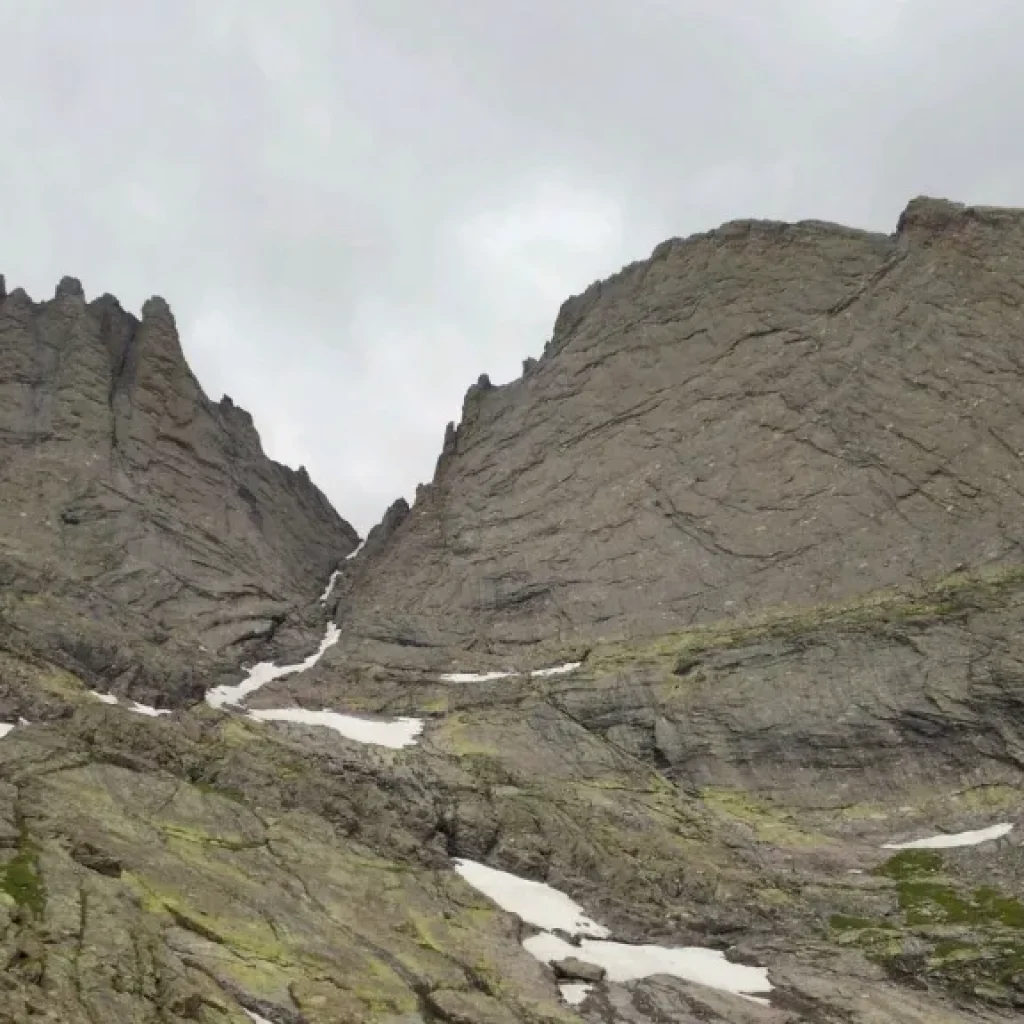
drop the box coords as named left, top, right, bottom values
left=2, top=198, right=1023, bottom=1024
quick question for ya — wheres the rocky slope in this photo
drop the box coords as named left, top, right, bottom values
left=1, top=197, right=1023, bottom=1024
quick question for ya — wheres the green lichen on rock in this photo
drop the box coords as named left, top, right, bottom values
left=1, top=846, right=44, bottom=917
left=586, top=564, right=1024, bottom=676
left=701, top=786, right=829, bottom=848
left=831, top=847, right=1024, bottom=1005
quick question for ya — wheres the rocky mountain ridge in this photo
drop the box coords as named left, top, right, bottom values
left=0, top=277, right=357, bottom=708
left=0, top=196, right=1022, bottom=1024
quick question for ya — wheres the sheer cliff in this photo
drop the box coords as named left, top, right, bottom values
left=0, top=278, right=357, bottom=707
left=327, top=197, right=1024, bottom=667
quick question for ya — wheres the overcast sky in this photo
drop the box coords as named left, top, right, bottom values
left=2, top=0, right=1022, bottom=534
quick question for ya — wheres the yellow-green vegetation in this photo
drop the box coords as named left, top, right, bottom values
left=1, top=839, right=45, bottom=917
left=0, top=649, right=89, bottom=701
left=829, top=849, right=1024, bottom=1002
left=829, top=784, right=1023, bottom=827
left=701, top=786, right=829, bottom=848
left=27, top=762, right=572, bottom=1023
left=434, top=712, right=501, bottom=756
left=584, top=563, right=1024, bottom=675
left=872, top=850, right=1024, bottom=929
left=160, top=822, right=262, bottom=852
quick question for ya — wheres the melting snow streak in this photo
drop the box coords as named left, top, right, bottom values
left=882, top=822, right=1014, bottom=849
left=205, top=623, right=341, bottom=709
left=440, top=662, right=582, bottom=683
left=319, top=570, right=340, bottom=602
left=90, top=692, right=172, bottom=716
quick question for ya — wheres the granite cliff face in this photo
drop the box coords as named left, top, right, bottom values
left=329, top=196, right=1024, bottom=663
left=1, top=198, right=1023, bottom=1024
left=0, top=277, right=357, bottom=708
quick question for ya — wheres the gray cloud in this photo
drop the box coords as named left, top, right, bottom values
left=1, top=0, right=1021, bottom=532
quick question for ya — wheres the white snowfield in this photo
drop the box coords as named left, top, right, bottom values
left=882, top=822, right=1014, bottom=849
left=0, top=723, right=16, bottom=738
left=248, top=708, right=423, bottom=749
left=524, top=932, right=772, bottom=998
left=205, top=623, right=341, bottom=709
left=453, top=859, right=609, bottom=937
left=440, top=661, right=582, bottom=684
left=453, top=858, right=773, bottom=1006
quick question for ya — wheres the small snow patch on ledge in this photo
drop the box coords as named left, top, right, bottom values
left=882, top=822, right=1014, bottom=849
left=440, top=661, right=582, bottom=684
left=0, top=723, right=16, bottom=739
left=441, top=669, right=515, bottom=683
left=90, top=692, right=171, bottom=717
left=248, top=707, right=423, bottom=749
left=559, top=982, right=592, bottom=1006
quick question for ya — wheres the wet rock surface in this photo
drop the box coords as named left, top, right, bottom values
left=1, top=197, right=1023, bottom=1022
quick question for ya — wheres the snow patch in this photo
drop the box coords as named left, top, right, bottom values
left=0, top=723, right=16, bottom=738
left=882, top=822, right=1014, bottom=849
left=131, top=701, right=172, bottom=718
left=440, top=670, right=515, bottom=683
left=440, top=661, right=582, bottom=683
left=530, top=661, right=582, bottom=678
left=455, top=859, right=773, bottom=1004
left=453, top=859, right=609, bottom=938
left=523, top=933, right=772, bottom=1000
left=206, top=623, right=340, bottom=709
left=319, top=569, right=340, bottom=602
left=90, top=692, right=171, bottom=716
left=243, top=1011, right=274, bottom=1024
left=248, top=707, right=423, bottom=749
left=345, top=540, right=365, bottom=560
left=559, top=982, right=592, bottom=1006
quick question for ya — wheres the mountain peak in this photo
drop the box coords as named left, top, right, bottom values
left=0, top=276, right=358, bottom=704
